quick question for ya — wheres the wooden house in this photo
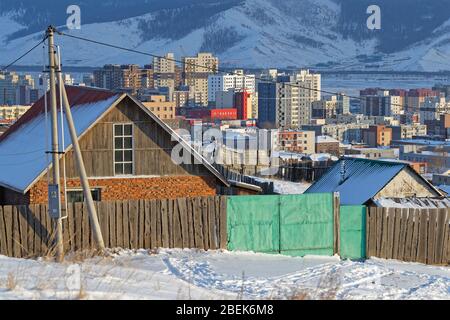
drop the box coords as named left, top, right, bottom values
left=0, top=86, right=258, bottom=205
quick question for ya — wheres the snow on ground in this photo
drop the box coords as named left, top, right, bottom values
left=0, top=249, right=449, bottom=300
left=252, top=176, right=311, bottom=194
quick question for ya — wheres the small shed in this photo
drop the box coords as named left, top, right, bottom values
left=306, top=158, right=442, bottom=205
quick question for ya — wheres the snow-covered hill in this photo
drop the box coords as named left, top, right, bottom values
left=0, top=0, right=449, bottom=71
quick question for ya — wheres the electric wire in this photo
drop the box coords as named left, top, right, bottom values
left=56, top=29, right=409, bottom=110
left=0, top=35, right=48, bottom=72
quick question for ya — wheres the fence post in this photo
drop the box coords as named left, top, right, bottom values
left=333, top=192, right=340, bottom=256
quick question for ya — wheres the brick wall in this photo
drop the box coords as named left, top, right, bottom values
left=316, top=142, right=340, bottom=157
left=28, top=175, right=217, bottom=204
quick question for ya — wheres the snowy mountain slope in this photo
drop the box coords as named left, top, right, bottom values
left=0, top=0, right=449, bottom=71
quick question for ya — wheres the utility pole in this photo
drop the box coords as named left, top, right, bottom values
left=55, top=43, right=105, bottom=251
left=46, top=26, right=64, bottom=261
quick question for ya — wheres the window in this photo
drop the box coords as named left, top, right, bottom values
left=114, top=123, right=133, bottom=175
left=67, top=189, right=101, bottom=203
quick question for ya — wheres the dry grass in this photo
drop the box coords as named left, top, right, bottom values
left=77, top=283, right=88, bottom=300
left=284, top=270, right=342, bottom=300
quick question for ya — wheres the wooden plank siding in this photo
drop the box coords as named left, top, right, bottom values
left=0, top=196, right=227, bottom=258
left=61, top=97, right=214, bottom=179
left=367, top=207, right=450, bottom=265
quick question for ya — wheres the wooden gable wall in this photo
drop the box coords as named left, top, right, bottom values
left=59, top=96, right=213, bottom=179
left=375, top=168, right=440, bottom=199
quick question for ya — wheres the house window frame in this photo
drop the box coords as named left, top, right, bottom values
left=113, top=123, right=134, bottom=176
left=66, top=188, right=102, bottom=203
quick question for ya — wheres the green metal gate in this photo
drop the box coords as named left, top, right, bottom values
left=339, top=205, right=366, bottom=259
left=227, top=194, right=335, bottom=257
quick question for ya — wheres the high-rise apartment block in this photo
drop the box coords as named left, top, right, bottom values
left=362, top=125, right=392, bottom=147
left=257, top=70, right=321, bottom=129
left=93, top=64, right=123, bottom=90
left=0, top=72, right=35, bottom=105
left=407, top=89, right=440, bottom=113
left=93, top=64, right=142, bottom=92
left=312, top=94, right=350, bottom=119
left=419, top=94, right=450, bottom=124
left=153, top=53, right=176, bottom=91
left=360, top=90, right=403, bottom=117
left=208, top=72, right=256, bottom=102
left=183, top=53, right=219, bottom=106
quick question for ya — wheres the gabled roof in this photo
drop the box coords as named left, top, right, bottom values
left=0, top=86, right=229, bottom=194
left=305, top=157, right=441, bottom=205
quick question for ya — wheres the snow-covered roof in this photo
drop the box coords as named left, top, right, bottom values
left=308, top=153, right=338, bottom=162
left=0, top=86, right=121, bottom=193
left=438, top=185, right=450, bottom=195
left=395, top=139, right=450, bottom=146
left=316, top=135, right=339, bottom=143
left=373, top=197, right=450, bottom=209
left=306, top=158, right=440, bottom=205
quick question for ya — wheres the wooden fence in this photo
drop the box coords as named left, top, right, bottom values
left=213, top=163, right=274, bottom=194
left=0, top=196, right=227, bottom=259
left=366, top=207, right=450, bottom=265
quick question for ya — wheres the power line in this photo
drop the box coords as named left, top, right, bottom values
left=0, top=148, right=46, bottom=156
left=56, top=28, right=408, bottom=109
left=0, top=35, right=48, bottom=72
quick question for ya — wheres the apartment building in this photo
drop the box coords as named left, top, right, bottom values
left=257, top=70, right=321, bottom=128
left=407, top=89, right=440, bottom=113
left=311, top=94, right=349, bottom=119
left=153, top=53, right=176, bottom=91
left=294, top=70, right=321, bottom=125
left=183, top=53, right=219, bottom=106
left=390, top=124, right=427, bottom=140
left=344, top=147, right=397, bottom=159
left=93, top=64, right=123, bottom=90
left=277, top=130, right=315, bottom=154
left=121, top=64, right=142, bottom=92
left=234, top=91, right=252, bottom=120
left=257, top=82, right=277, bottom=128
left=0, top=72, right=35, bottom=105
left=302, top=123, right=369, bottom=144
left=0, top=105, right=31, bottom=120
left=173, top=86, right=194, bottom=108
left=419, top=94, right=450, bottom=123
left=360, top=90, right=403, bottom=117
left=208, top=72, right=256, bottom=102
left=141, top=65, right=154, bottom=89
left=425, top=114, right=450, bottom=138
left=362, top=125, right=392, bottom=147
left=315, top=135, right=340, bottom=156
left=142, top=95, right=176, bottom=120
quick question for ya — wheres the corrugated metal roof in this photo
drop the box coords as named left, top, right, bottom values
left=0, top=86, right=121, bottom=193
left=306, top=158, right=408, bottom=205
left=438, top=185, right=450, bottom=195
left=0, top=86, right=118, bottom=143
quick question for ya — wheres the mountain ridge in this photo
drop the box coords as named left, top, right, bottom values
left=1, top=0, right=449, bottom=71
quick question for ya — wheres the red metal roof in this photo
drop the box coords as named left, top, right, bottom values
left=0, top=86, right=118, bottom=143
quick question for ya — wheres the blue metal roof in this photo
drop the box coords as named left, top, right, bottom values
left=305, top=158, right=408, bottom=205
